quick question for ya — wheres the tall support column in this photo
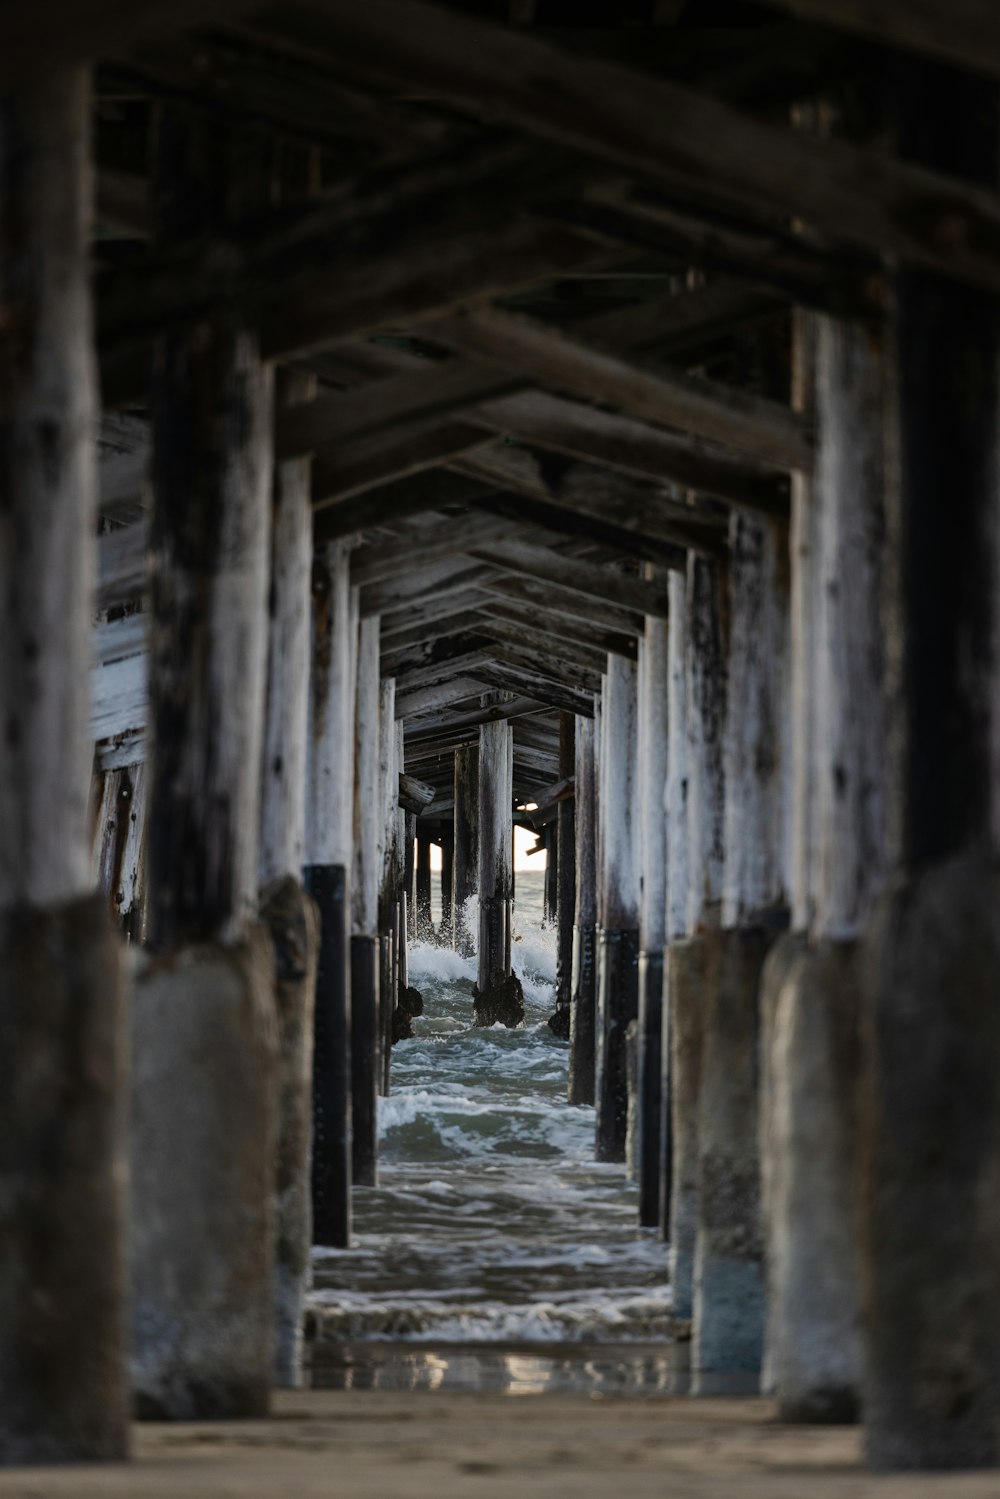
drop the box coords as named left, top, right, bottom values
left=568, top=715, right=598, bottom=1105
left=660, top=572, right=689, bottom=1232
left=351, top=618, right=382, bottom=1188
left=440, top=827, right=455, bottom=943
left=760, top=308, right=885, bottom=1422
left=596, top=657, right=640, bottom=1163
left=554, top=714, right=577, bottom=1027
left=693, top=512, right=789, bottom=1396
left=415, top=835, right=432, bottom=934
left=637, top=608, right=669, bottom=1228
left=259, top=368, right=320, bottom=1391
left=305, top=541, right=357, bottom=1250
left=377, top=678, right=398, bottom=1094
left=133, top=108, right=277, bottom=1421
left=474, top=715, right=524, bottom=1026
left=668, top=556, right=727, bottom=1319
left=452, top=742, right=479, bottom=955
left=0, top=67, right=128, bottom=1463
left=861, top=62, right=1000, bottom=1472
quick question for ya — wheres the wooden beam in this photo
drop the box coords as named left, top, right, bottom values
left=396, top=677, right=485, bottom=721
left=312, top=420, right=494, bottom=506
left=352, top=512, right=515, bottom=585
left=382, top=629, right=495, bottom=680
left=467, top=539, right=670, bottom=619
left=486, top=642, right=603, bottom=697
left=471, top=665, right=595, bottom=719
left=403, top=695, right=549, bottom=741
left=478, top=598, right=637, bottom=660
left=243, top=0, right=1000, bottom=296
left=313, top=471, right=489, bottom=544
left=483, top=572, right=645, bottom=637
left=476, top=618, right=607, bottom=676
left=359, top=560, right=494, bottom=618
left=438, top=305, right=811, bottom=473
left=757, top=0, right=1000, bottom=83
left=462, top=394, right=790, bottom=520
left=398, top=772, right=435, bottom=814
left=377, top=587, right=492, bottom=636
left=393, top=651, right=494, bottom=696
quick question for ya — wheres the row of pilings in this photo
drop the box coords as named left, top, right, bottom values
left=4, top=56, right=1000, bottom=1479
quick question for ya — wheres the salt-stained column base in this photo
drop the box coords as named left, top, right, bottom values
left=260, top=877, right=320, bottom=1390
left=862, top=852, right=1000, bottom=1469
left=131, top=930, right=277, bottom=1419
left=595, top=927, right=640, bottom=1163
left=692, top=920, right=779, bottom=1396
left=306, top=864, right=351, bottom=1248
left=351, top=935, right=379, bottom=1186
left=667, top=929, right=712, bottom=1320
left=760, top=933, right=861, bottom=1422
left=636, top=950, right=664, bottom=1226
left=568, top=923, right=597, bottom=1105
left=0, top=899, right=128, bottom=1462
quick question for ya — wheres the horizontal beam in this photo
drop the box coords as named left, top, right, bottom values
left=471, top=665, right=595, bottom=719
left=251, top=0, right=1000, bottom=296
left=468, top=539, right=670, bottom=619
left=758, top=0, right=1000, bottom=83
left=439, top=305, right=812, bottom=473
left=482, top=573, right=645, bottom=638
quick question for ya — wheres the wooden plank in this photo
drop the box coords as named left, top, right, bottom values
left=352, top=513, right=515, bottom=586
left=467, top=539, right=671, bottom=619
left=244, top=0, right=1000, bottom=296
left=461, top=394, right=789, bottom=519
left=312, top=420, right=494, bottom=507
left=382, top=630, right=495, bottom=680
left=757, top=0, right=1000, bottom=83
left=478, top=598, right=636, bottom=661
left=312, top=471, right=489, bottom=544
left=483, top=572, right=645, bottom=638
left=486, top=642, right=603, bottom=697
left=397, top=771, right=436, bottom=813
left=97, top=519, right=148, bottom=611
left=472, top=665, right=595, bottom=719
left=395, top=677, right=486, bottom=721
left=359, top=561, right=495, bottom=619
left=377, top=587, right=493, bottom=637
left=94, top=612, right=147, bottom=669
left=393, top=651, right=494, bottom=697
left=404, top=695, right=548, bottom=741
left=91, top=652, right=148, bottom=743
left=477, top=618, right=607, bottom=676
left=438, top=306, right=812, bottom=473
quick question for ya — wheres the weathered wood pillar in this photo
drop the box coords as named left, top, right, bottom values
left=637, top=605, right=669, bottom=1228
left=474, top=714, right=524, bottom=1026
left=259, top=368, right=320, bottom=1390
left=553, top=713, right=577, bottom=1035
left=305, top=540, right=358, bottom=1250
left=667, top=555, right=727, bottom=1321
left=0, top=66, right=128, bottom=1463
left=860, top=61, right=1000, bottom=1472
left=404, top=810, right=417, bottom=941
left=133, top=106, right=277, bottom=1421
left=760, top=307, right=884, bottom=1423
left=415, top=833, right=432, bottom=934
left=440, top=827, right=455, bottom=943
left=596, top=657, right=640, bottom=1163
left=377, top=678, right=398, bottom=1094
left=568, top=714, right=598, bottom=1105
left=396, top=727, right=423, bottom=1039
left=351, top=617, right=381, bottom=1188
left=693, top=512, right=788, bottom=1396
left=452, top=742, right=479, bottom=955
left=92, top=758, right=149, bottom=944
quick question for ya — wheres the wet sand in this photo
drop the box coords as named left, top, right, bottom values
left=2, top=1385, right=1000, bottom=1497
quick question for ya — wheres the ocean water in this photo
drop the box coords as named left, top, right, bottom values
left=308, top=870, right=675, bottom=1393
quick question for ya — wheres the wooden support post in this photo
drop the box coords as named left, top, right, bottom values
left=543, top=824, right=558, bottom=924
left=133, top=105, right=277, bottom=1420
left=474, top=714, right=524, bottom=1026
left=759, top=305, right=886, bottom=1424
left=394, top=760, right=424, bottom=1042
left=667, top=555, right=727, bottom=1328
left=415, top=835, right=432, bottom=934
left=0, top=66, right=128, bottom=1464
left=547, top=713, right=576, bottom=1040
left=92, top=759, right=149, bottom=944
left=258, top=367, right=319, bottom=1391
left=860, top=61, right=1000, bottom=1472
left=404, top=811, right=417, bottom=940
left=595, top=657, right=640, bottom=1163
left=693, top=512, right=789, bottom=1397
left=351, top=617, right=382, bottom=1188
left=637, top=600, right=669, bottom=1229
left=377, top=678, right=399, bottom=1094
left=568, top=715, right=598, bottom=1105
left=440, top=827, right=455, bottom=942
left=452, top=743, right=480, bottom=955
left=305, top=540, right=357, bottom=1250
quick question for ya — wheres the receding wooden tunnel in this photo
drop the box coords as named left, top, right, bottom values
left=3, top=0, right=1000, bottom=1480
